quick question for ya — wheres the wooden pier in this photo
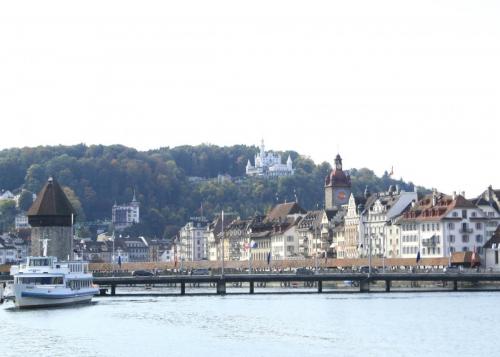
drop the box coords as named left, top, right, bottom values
left=93, top=272, right=500, bottom=296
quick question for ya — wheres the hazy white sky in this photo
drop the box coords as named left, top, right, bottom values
left=0, top=1, right=498, bottom=196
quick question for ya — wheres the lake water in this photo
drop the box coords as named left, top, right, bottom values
left=1, top=291, right=498, bottom=357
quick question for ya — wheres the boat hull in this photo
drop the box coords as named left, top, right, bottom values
left=15, top=289, right=98, bottom=309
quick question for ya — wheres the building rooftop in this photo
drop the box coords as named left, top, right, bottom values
left=27, top=177, right=76, bottom=217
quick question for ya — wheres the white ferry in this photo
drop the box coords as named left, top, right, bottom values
left=4, top=256, right=99, bottom=308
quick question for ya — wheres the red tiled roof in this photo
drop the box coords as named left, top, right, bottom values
left=402, top=193, right=477, bottom=222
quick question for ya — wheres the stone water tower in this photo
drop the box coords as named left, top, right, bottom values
left=28, top=177, right=76, bottom=260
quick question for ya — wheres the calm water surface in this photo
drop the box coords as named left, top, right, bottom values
left=1, top=292, right=498, bottom=357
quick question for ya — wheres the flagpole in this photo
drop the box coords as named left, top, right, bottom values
left=221, top=210, right=224, bottom=277
left=112, top=231, right=115, bottom=277
left=70, top=213, right=74, bottom=261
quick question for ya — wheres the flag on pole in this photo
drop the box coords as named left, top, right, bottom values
left=267, top=251, right=271, bottom=265
left=471, top=246, right=478, bottom=267
left=416, top=251, right=421, bottom=264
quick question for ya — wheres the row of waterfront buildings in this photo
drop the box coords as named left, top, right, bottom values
left=2, top=153, right=499, bottom=271
left=172, top=154, right=500, bottom=268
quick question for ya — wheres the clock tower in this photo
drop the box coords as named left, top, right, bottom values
left=324, top=154, right=352, bottom=210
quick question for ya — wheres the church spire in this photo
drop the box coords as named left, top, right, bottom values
left=335, top=154, right=343, bottom=170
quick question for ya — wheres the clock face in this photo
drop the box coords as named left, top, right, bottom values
left=337, top=190, right=346, bottom=201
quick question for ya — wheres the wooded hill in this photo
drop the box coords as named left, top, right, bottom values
left=0, top=144, right=423, bottom=237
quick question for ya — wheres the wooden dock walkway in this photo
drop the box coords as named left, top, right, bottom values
left=93, top=272, right=500, bottom=295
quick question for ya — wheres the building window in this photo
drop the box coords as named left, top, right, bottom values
left=462, top=247, right=468, bottom=252
left=476, top=235, right=483, bottom=243
left=453, top=212, right=458, bottom=217
left=462, top=235, right=469, bottom=243
left=448, top=223, right=455, bottom=229
left=496, top=251, right=499, bottom=265
left=476, top=223, right=482, bottom=230
left=462, top=210, right=467, bottom=219
left=471, top=212, right=477, bottom=217
left=449, top=235, right=455, bottom=243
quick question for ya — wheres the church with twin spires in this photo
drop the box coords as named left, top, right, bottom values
left=246, top=139, right=294, bottom=178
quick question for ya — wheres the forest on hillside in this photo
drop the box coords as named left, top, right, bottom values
left=0, top=144, right=423, bottom=238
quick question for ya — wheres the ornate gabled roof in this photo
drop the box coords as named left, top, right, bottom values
left=27, top=177, right=76, bottom=217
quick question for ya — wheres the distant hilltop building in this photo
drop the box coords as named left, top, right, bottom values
left=246, top=139, right=294, bottom=177
left=112, top=191, right=140, bottom=231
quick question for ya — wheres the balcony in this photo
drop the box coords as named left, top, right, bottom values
left=459, top=228, right=473, bottom=234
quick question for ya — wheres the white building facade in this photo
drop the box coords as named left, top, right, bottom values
left=246, top=139, right=294, bottom=177
left=179, top=219, right=209, bottom=261
left=112, top=193, right=140, bottom=231
left=398, top=192, right=488, bottom=260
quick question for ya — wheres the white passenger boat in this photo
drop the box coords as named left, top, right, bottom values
left=5, top=256, right=99, bottom=308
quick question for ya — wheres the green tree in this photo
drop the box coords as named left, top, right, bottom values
left=18, top=190, right=34, bottom=212
left=0, top=200, right=17, bottom=233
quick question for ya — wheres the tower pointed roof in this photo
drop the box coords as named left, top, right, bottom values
left=325, top=153, right=351, bottom=188
left=27, top=177, right=76, bottom=217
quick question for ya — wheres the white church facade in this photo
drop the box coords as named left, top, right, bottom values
left=246, top=140, right=294, bottom=178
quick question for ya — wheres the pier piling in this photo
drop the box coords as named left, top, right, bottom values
left=216, top=281, right=226, bottom=295
left=360, top=280, right=370, bottom=293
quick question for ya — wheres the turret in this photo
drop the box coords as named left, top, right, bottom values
left=28, top=177, right=76, bottom=260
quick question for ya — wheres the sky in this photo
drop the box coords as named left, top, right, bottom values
left=0, top=1, right=498, bottom=196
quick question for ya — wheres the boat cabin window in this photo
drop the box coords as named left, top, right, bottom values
left=28, top=258, right=52, bottom=267
left=18, top=277, right=64, bottom=285
left=67, top=279, right=92, bottom=289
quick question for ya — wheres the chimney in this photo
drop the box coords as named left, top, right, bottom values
left=452, top=191, right=457, bottom=200
left=488, top=185, right=493, bottom=205
left=461, top=191, right=465, bottom=198
left=432, top=188, right=437, bottom=206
